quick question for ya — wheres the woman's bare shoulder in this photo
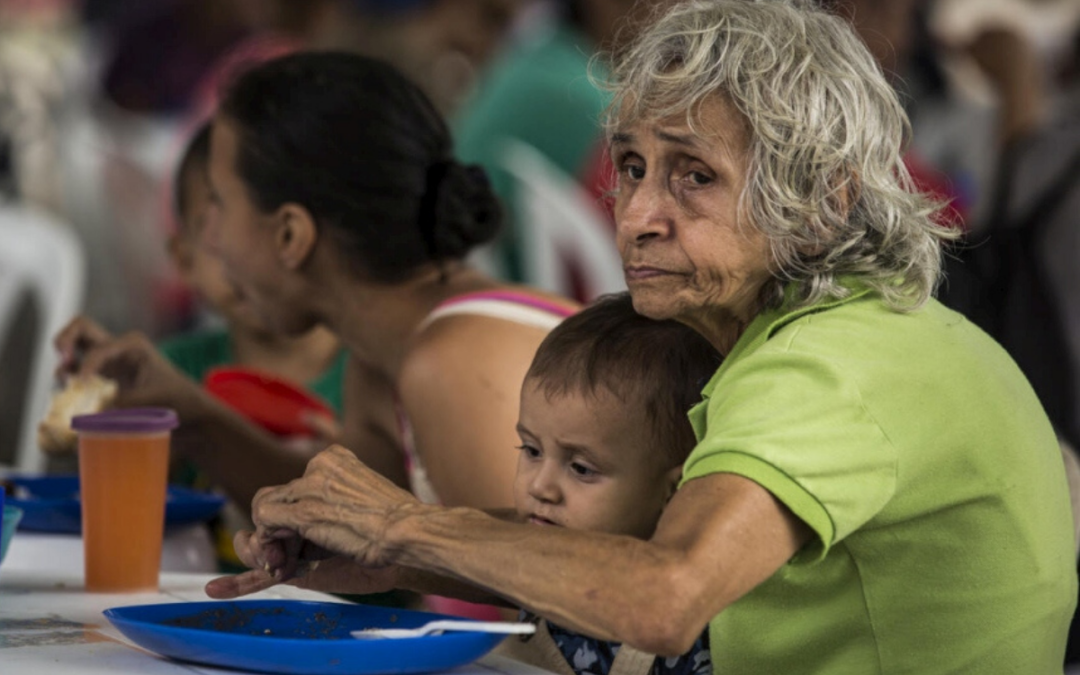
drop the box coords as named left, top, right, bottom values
left=402, top=312, right=550, bottom=386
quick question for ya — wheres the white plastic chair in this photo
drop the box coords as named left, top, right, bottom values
left=499, top=139, right=626, bottom=301
left=0, top=203, right=85, bottom=472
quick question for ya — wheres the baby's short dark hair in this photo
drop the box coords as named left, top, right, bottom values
left=526, top=293, right=721, bottom=468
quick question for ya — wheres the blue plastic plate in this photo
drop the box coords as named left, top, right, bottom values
left=104, top=600, right=508, bottom=675
left=6, top=476, right=225, bottom=533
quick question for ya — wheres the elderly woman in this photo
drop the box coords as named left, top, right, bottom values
left=208, top=1, right=1077, bottom=671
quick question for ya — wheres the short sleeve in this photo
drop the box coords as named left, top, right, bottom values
left=681, top=344, right=897, bottom=563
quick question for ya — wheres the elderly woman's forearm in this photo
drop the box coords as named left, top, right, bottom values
left=385, top=505, right=716, bottom=655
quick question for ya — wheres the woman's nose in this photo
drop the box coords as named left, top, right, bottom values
left=615, top=179, right=674, bottom=248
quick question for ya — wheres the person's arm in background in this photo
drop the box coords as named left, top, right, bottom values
left=964, top=27, right=1049, bottom=147
left=334, top=353, right=408, bottom=489
left=54, top=317, right=409, bottom=513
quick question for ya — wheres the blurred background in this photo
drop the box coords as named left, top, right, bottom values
left=0, top=0, right=1078, bottom=658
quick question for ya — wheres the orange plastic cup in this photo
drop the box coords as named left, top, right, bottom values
left=73, top=408, right=178, bottom=592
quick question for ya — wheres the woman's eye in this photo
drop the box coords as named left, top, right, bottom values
left=625, top=164, right=645, bottom=181
left=687, top=171, right=712, bottom=186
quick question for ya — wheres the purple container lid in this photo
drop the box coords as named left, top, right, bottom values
left=71, top=408, right=179, bottom=434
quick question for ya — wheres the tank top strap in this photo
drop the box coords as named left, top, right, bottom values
left=418, top=290, right=577, bottom=333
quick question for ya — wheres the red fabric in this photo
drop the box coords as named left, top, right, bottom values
left=904, top=151, right=968, bottom=231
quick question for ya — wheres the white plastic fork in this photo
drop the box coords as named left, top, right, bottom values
left=351, top=620, right=536, bottom=639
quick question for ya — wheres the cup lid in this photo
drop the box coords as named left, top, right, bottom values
left=71, top=408, right=179, bottom=434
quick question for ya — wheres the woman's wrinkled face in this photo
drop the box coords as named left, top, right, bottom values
left=204, top=118, right=299, bottom=335
left=610, top=96, right=774, bottom=343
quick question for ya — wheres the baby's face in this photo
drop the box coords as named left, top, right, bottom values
left=513, top=379, right=678, bottom=539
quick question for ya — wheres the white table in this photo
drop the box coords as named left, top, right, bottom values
left=4, top=525, right=219, bottom=575
left=0, top=569, right=553, bottom=675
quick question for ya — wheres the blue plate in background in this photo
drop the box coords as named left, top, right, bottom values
left=6, top=476, right=225, bottom=533
left=104, top=600, right=508, bottom=675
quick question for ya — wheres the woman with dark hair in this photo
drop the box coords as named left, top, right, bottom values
left=55, top=53, right=577, bottom=617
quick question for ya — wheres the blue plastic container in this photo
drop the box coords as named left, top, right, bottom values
left=1, top=503, right=24, bottom=567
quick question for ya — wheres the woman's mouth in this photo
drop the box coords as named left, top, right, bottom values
left=528, top=515, right=559, bottom=526
left=624, top=265, right=675, bottom=281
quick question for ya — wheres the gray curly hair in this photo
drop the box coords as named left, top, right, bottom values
left=603, top=0, right=958, bottom=311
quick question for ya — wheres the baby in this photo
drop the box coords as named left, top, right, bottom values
left=502, top=293, right=720, bottom=675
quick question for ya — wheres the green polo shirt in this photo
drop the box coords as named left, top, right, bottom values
left=682, top=286, right=1076, bottom=673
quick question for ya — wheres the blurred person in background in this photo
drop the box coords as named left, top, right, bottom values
left=453, top=0, right=664, bottom=295
left=99, top=0, right=249, bottom=116
left=224, top=0, right=524, bottom=116
left=55, top=52, right=579, bottom=619
left=164, top=121, right=347, bottom=575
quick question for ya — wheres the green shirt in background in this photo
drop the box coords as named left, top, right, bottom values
left=158, top=329, right=346, bottom=415
left=454, top=23, right=610, bottom=282
left=158, top=328, right=349, bottom=571
left=682, top=286, right=1076, bottom=674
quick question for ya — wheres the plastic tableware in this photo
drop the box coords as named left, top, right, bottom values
left=204, top=367, right=335, bottom=437
left=74, top=408, right=179, bottom=592
left=103, top=600, right=511, bottom=675
left=1, top=504, right=23, bottom=566
left=6, top=475, right=225, bottom=534
left=350, top=619, right=536, bottom=639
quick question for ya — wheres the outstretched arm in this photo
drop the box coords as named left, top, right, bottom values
left=53, top=318, right=407, bottom=513
left=208, top=445, right=810, bottom=656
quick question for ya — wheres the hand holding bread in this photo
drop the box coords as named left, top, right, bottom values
left=37, top=374, right=118, bottom=453
left=51, top=315, right=209, bottom=436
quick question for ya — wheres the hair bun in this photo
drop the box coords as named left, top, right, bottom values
left=421, top=160, right=502, bottom=260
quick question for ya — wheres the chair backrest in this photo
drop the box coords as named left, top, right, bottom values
left=0, top=204, right=85, bottom=472
left=499, top=140, right=625, bottom=302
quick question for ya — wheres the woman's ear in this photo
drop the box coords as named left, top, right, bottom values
left=274, top=202, right=318, bottom=270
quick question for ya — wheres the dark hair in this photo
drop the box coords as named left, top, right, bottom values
left=173, top=121, right=212, bottom=226
left=556, top=0, right=586, bottom=29
left=526, top=293, right=721, bottom=467
left=217, top=51, right=501, bottom=282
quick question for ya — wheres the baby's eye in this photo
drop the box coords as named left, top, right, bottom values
left=569, top=462, right=598, bottom=479
left=516, top=444, right=541, bottom=460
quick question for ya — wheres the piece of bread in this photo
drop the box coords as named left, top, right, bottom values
left=37, top=374, right=119, bottom=453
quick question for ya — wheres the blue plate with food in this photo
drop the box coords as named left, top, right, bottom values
left=103, top=600, right=510, bottom=675
left=3, top=475, right=225, bottom=533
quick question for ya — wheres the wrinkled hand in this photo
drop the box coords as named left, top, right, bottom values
left=204, top=530, right=401, bottom=599
left=53, top=315, right=204, bottom=416
left=213, top=445, right=422, bottom=596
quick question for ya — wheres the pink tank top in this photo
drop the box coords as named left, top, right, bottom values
left=399, top=291, right=576, bottom=619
